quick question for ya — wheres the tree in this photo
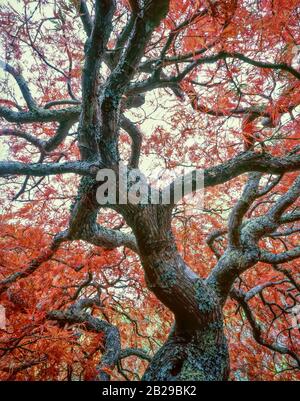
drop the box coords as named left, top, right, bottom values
left=0, top=0, right=299, bottom=381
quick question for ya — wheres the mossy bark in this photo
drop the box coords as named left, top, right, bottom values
left=125, top=206, right=230, bottom=381
left=142, top=325, right=229, bottom=381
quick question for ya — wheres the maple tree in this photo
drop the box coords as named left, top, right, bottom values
left=0, top=0, right=300, bottom=381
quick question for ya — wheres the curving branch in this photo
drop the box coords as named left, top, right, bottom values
left=267, top=175, right=300, bottom=221
left=79, top=223, right=138, bottom=253
left=98, top=0, right=170, bottom=152
left=165, top=151, right=300, bottom=204
left=1, top=118, right=77, bottom=154
left=280, top=211, right=300, bottom=224
left=120, top=348, right=151, bottom=362
left=260, top=247, right=300, bottom=264
left=0, top=60, right=37, bottom=111
left=81, top=0, right=115, bottom=107
left=47, top=295, right=151, bottom=380
left=244, top=174, right=300, bottom=241
left=231, top=288, right=300, bottom=368
left=241, top=280, right=289, bottom=302
left=67, top=182, right=138, bottom=253
left=273, top=264, right=300, bottom=292
left=78, top=0, right=93, bottom=37
left=44, top=99, right=81, bottom=109
left=176, top=51, right=300, bottom=82
left=218, top=52, right=300, bottom=80
left=0, top=230, right=69, bottom=294
left=120, top=116, right=142, bottom=169
left=206, top=229, right=228, bottom=260
left=44, top=118, right=77, bottom=152
left=0, top=220, right=137, bottom=295
left=0, top=128, right=45, bottom=151
left=47, top=297, right=121, bottom=381
left=228, top=173, right=262, bottom=247
left=207, top=171, right=300, bottom=301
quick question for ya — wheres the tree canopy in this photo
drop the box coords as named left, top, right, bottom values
left=0, top=0, right=299, bottom=381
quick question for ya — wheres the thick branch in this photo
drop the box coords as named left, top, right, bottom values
left=44, top=118, right=77, bottom=152
left=99, top=0, right=170, bottom=150
left=82, top=0, right=115, bottom=106
left=80, top=223, right=138, bottom=253
left=260, top=247, right=300, bottom=264
left=44, top=99, right=81, bottom=109
left=165, top=151, right=300, bottom=204
left=206, top=229, right=227, bottom=260
left=228, top=173, right=261, bottom=247
left=78, top=0, right=93, bottom=37
left=0, top=105, right=80, bottom=124
left=120, top=116, right=142, bottom=168
left=0, top=160, right=92, bottom=177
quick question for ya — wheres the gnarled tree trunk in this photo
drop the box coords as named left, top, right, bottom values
left=1, top=0, right=300, bottom=382
left=124, top=206, right=229, bottom=381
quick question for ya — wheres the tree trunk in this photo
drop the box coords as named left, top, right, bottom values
left=142, top=324, right=229, bottom=381
left=126, top=206, right=230, bottom=381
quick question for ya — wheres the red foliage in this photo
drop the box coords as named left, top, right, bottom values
left=0, top=0, right=299, bottom=381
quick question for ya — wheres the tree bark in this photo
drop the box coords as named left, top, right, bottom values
left=124, top=205, right=230, bottom=381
